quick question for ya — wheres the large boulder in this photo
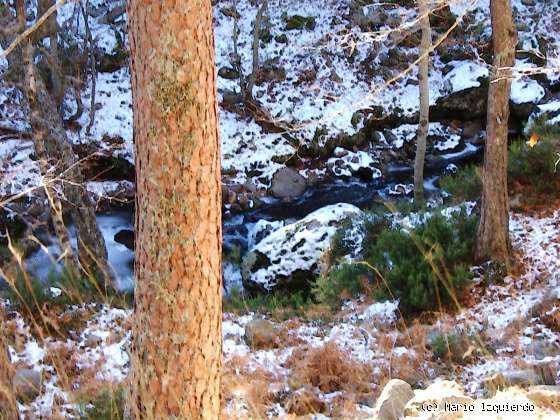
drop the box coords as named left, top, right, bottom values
left=510, top=78, right=546, bottom=120
left=432, top=61, right=489, bottom=119
left=241, top=203, right=362, bottom=292
left=270, top=167, right=307, bottom=199
left=404, top=380, right=474, bottom=419
left=374, top=379, right=415, bottom=420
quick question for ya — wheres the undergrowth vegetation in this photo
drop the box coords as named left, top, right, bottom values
left=78, top=387, right=124, bottom=420
left=223, top=287, right=323, bottom=321
left=316, top=208, right=478, bottom=316
left=1, top=267, right=131, bottom=327
left=440, top=114, right=560, bottom=201
left=439, top=165, right=482, bottom=203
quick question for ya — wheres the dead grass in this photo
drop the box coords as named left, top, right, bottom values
left=222, top=354, right=278, bottom=419
left=286, top=341, right=372, bottom=395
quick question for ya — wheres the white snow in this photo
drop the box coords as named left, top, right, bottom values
left=246, top=203, right=362, bottom=290
left=510, top=78, right=545, bottom=105
left=443, top=60, right=489, bottom=94
left=327, top=148, right=382, bottom=179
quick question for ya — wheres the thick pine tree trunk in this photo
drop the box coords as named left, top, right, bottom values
left=476, top=0, right=516, bottom=266
left=126, top=0, right=222, bottom=418
left=414, top=0, right=431, bottom=207
left=0, top=306, right=19, bottom=419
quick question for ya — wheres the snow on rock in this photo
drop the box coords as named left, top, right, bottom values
left=66, top=68, right=134, bottom=164
left=388, top=122, right=461, bottom=152
left=241, top=203, right=362, bottom=292
left=326, top=148, right=382, bottom=179
left=76, top=306, right=131, bottom=381
left=343, top=300, right=400, bottom=325
left=510, top=78, right=545, bottom=105
left=0, top=138, right=39, bottom=197
left=442, top=60, right=489, bottom=94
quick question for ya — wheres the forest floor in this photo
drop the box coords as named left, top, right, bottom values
left=3, top=204, right=558, bottom=418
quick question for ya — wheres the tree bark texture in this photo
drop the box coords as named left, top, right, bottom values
left=127, top=1, right=223, bottom=418
left=476, top=0, right=516, bottom=266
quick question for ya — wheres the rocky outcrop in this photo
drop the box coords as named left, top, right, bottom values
left=241, top=203, right=362, bottom=292
left=404, top=380, right=474, bottom=418
left=400, top=381, right=560, bottom=419
left=326, top=148, right=382, bottom=180
left=374, top=379, right=415, bottom=420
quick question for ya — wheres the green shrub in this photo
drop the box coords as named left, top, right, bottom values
left=430, top=332, right=462, bottom=362
left=312, top=263, right=371, bottom=308
left=508, top=114, right=560, bottom=191
left=2, top=266, right=131, bottom=315
left=369, top=210, right=476, bottom=315
left=439, top=165, right=482, bottom=202
left=2, top=271, right=53, bottom=313
left=316, top=209, right=477, bottom=316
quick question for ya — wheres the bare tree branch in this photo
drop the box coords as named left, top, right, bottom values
left=0, top=0, right=66, bottom=60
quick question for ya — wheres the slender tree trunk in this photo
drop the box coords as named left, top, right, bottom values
left=0, top=306, right=19, bottom=420
left=21, top=21, right=79, bottom=275
left=127, top=0, right=223, bottom=418
left=13, top=1, right=115, bottom=288
left=475, top=0, right=516, bottom=266
left=247, top=0, right=267, bottom=98
left=414, top=0, right=431, bottom=207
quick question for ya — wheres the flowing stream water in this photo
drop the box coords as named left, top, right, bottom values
left=21, top=143, right=482, bottom=293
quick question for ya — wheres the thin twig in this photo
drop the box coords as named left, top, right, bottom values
left=0, top=0, right=67, bottom=60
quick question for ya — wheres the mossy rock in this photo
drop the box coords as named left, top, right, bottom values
left=220, top=6, right=239, bottom=19
left=285, top=15, right=316, bottom=30
left=218, top=66, right=240, bottom=80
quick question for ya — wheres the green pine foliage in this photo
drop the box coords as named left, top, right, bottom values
left=439, top=165, right=482, bottom=203
left=315, top=209, right=477, bottom=317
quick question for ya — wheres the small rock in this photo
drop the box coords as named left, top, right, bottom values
left=114, top=229, right=135, bottom=251
left=13, top=368, right=43, bottom=402
left=85, top=333, right=103, bottom=348
left=270, top=167, right=306, bottom=199
left=285, top=15, right=316, bottom=30
left=244, top=319, right=277, bottom=349
left=374, top=379, right=414, bottom=420
left=218, top=66, right=240, bottom=80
